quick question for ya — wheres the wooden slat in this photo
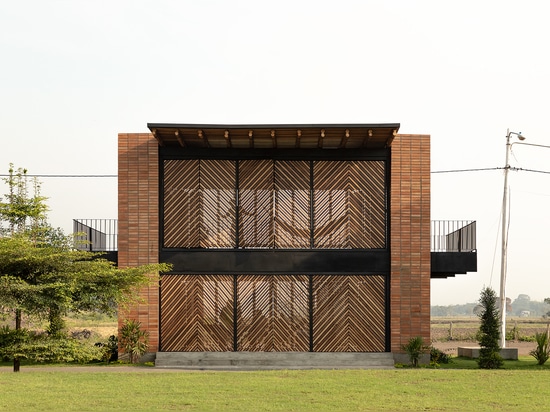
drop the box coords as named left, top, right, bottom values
left=313, top=275, right=385, bottom=352
left=237, top=275, right=309, bottom=351
left=160, top=275, right=233, bottom=351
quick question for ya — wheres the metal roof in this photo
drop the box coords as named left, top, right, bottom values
left=147, top=123, right=400, bottom=149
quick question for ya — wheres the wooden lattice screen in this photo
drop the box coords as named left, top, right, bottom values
left=312, top=275, right=386, bottom=352
left=237, top=275, right=309, bottom=351
left=160, top=274, right=386, bottom=352
left=160, top=275, right=233, bottom=351
left=163, top=159, right=385, bottom=249
left=313, top=161, right=386, bottom=248
left=163, top=159, right=236, bottom=248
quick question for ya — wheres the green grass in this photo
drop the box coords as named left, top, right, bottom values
left=1, top=367, right=550, bottom=411
left=436, top=356, right=550, bottom=370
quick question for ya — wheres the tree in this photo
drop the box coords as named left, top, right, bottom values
left=0, top=165, right=171, bottom=371
left=476, top=287, right=503, bottom=369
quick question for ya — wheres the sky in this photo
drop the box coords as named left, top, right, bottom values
left=1, top=1, right=549, bottom=306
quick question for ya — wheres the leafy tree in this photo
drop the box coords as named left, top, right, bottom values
left=545, top=298, right=550, bottom=318
left=0, top=165, right=171, bottom=371
left=476, top=287, right=503, bottom=369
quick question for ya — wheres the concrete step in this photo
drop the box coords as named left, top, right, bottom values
left=155, top=352, right=395, bottom=370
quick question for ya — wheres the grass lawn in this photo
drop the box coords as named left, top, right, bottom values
left=1, top=365, right=549, bottom=411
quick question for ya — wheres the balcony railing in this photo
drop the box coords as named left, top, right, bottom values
left=73, top=219, right=118, bottom=252
left=431, top=220, right=476, bottom=252
left=72, top=218, right=476, bottom=254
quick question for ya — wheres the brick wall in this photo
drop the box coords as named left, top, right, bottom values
left=390, top=134, right=431, bottom=352
left=118, top=133, right=160, bottom=351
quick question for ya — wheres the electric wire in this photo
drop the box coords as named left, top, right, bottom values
left=1, top=166, right=550, bottom=177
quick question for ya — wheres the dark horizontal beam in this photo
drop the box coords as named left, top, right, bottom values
left=160, top=249, right=389, bottom=275
left=160, top=147, right=389, bottom=160
left=431, top=251, right=477, bottom=279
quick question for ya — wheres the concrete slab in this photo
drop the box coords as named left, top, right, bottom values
left=457, top=346, right=519, bottom=360
left=155, top=352, right=396, bottom=370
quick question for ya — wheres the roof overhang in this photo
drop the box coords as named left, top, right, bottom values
left=147, top=123, right=400, bottom=149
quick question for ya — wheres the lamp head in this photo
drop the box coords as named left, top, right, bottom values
left=518, top=133, right=526, bottom=141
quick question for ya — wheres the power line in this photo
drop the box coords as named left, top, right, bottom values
left=431, top=167, right=502, bottom=174
left=1, top=166, right=550, bottom=177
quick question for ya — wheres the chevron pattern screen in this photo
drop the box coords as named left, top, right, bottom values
left=163, top=159, right=236, bottom=248
left=163, top=159, right=385, bottom=249
left=160, top=274, right=386, bottom=352
left=314, top=161, right=386, bottom=248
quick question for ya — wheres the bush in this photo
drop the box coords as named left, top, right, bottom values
left=402, top=336, right=428, bottom=367
left=430, top=346, right=452, bottom=366
left=94, top=335, right=118, bottom=363
left=119, top=319, right=148, bottom=363
left=0, top=325, right=102, bottom=364
left=529, top=332, right=550, bottom=365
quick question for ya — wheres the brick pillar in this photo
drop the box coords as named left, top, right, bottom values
left=390, top=134, right=431, bottom=352
left=118, top=133, right=160, bottom=352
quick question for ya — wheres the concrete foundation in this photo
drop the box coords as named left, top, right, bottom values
left=155, top=352, right=395, bottom=370
left=457, top=346, right=519, bottom=360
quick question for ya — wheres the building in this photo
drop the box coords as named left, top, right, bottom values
left=80, top=123, right=476, bottom=366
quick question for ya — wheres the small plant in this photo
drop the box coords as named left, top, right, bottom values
left=402, top=336, right=428, bottom=367
left=94, top=335, right=118, bottom=363
left=119, top=319, right=148, bottom=363
left=529, top=332, right=550, bottom=365
left=430, top=346, right=452, bottom=366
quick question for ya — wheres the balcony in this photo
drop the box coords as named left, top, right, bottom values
left=72, top=219, right=477, bottom=278
left=73, top=219, right=118, bottom=262
left=431, top=220, right=477, bottom=278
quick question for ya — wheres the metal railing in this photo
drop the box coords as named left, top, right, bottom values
left=73, top=219, right=118, bottom=251
left=72, top=218, right=477, bottom=253
left=431, top=220, right=476, bottom=252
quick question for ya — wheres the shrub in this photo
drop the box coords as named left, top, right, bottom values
left=402, top=336, right=428, bottom=367
left=529, top=332, right=550, bottom=366
left=476, top=287, right=503, bottom=369
left=430, top=346, right=451, bottom=366
left=94, top=335, right=119, bottom=363
left=119, top=319, right=148, bottom=363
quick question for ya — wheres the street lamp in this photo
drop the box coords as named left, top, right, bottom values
left=500, top=130, right=550, bottom=348
left=500, top=129, right=524, bottom=348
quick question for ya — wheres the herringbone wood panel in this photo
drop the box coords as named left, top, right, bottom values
left=313, top=161, right=385, bottom=248
left=200, top=160, right=236, bottom=248
left=163, top=160, right=200, bottom=247
left=163, top=160, right=236, bottom=248
left=160, top=274, right=387, bottom=352
left=313, top=275, right=385, bottom=352
left=237, top=275, right=309, bottom=351
left=160, top=275, right=233, bottom=351
left=274, top=161, right=310, bottom=248
left=239, top=160, right=274, bottom=248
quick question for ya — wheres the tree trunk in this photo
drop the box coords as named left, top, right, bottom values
left=14, top=309, right=21, bottom=372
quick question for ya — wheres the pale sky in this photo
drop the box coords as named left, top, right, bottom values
left=1, top=1, right=549, bottom=306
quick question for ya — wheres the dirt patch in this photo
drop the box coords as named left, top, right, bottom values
left=433, top=340, right=536, bottom=356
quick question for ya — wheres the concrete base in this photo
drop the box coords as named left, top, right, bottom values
left=155, top=352, right=395, bottom=370
left=457, top=346, right=519, bottom=360
left=393, top=353, right=430, bottom=366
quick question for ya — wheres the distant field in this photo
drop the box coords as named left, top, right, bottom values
left=431, top=316, right=550, bottom=342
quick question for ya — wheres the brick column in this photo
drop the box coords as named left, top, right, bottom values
left=390, top=134, right=431, bottom=352
left=118, top=133, right=160, bottom=351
